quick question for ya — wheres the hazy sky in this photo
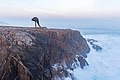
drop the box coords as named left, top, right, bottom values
left=0, top=0, right=120, bottom=18
left=0, top=0, right=120, bottom=27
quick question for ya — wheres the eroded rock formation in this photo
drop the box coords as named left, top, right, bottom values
left=87, top=39, right=102, bottom=52
left=0, top=27, right=90, bottom=80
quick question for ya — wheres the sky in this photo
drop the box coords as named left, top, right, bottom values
left=0, top=0, right=120, bottom=28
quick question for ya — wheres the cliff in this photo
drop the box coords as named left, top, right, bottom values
left=0, top=26, right=90, bottom=80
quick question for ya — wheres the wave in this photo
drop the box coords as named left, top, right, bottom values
left=69, top=33, right=120, bottom=80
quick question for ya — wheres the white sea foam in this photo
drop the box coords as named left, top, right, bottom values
left=71, top=34, right=120, bottom=80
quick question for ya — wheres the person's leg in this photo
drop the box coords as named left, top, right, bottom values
left=37, top=20, right=41, bottom=27
left=35, top=22, right=37, bottom=27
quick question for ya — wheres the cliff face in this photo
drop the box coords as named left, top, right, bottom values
left=0, top=27, right=90, bottom=80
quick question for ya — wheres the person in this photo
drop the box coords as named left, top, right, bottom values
left=31, top=17, right=41, bottom=27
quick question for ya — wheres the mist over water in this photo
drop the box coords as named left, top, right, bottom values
left=79, top=28, right=120, bottom=35
left=66, top=28, right=120, bottom=80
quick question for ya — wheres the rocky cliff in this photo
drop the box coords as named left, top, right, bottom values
left=0, top=26, right=90, bottom=80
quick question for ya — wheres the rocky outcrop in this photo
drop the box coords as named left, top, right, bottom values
left=0, top=26, right=90, bottom=80
left=87, top=39, right=102, bottom=52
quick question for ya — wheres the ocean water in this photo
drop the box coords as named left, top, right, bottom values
left=66, top=28, right=120, bottom=80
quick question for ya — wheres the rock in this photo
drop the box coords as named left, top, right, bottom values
left=87, top=38, right=102, bottom=52
left=0, top=26, right=90, bottom=80
left=87, top=39, right=98, bottom=45
left=92, top=44, right=102, bottom=52
left=78, top=56, right=89, bottom=69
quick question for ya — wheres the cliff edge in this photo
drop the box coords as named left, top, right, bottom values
left=0, top=27, right=90, bottom=80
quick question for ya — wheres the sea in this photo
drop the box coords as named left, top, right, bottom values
left=65, top=27, right=120, bottom=80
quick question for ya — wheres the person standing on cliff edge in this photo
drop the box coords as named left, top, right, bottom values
left=31, top=17, right=41, bottom=27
